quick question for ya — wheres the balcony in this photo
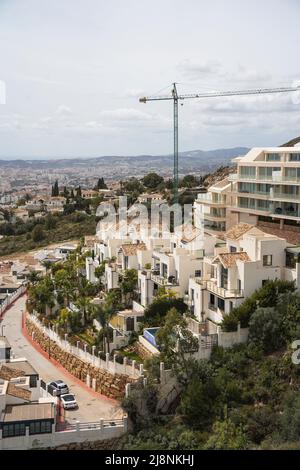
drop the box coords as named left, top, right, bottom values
left=204, top=213, right=226, bottom=222
left=271, top=191, right=300, bottom=201
left=151, top=272, right=179, bottom=286
left=196, top=193, right=226, bottom=207
left=197, top=192, right=212, bottom=202
left=232, top=204, right=271, bottom=215
left=206, top=280, right=244, bottom=298
left=195, top=279, right=244, bottom=298
left=270, top=209, right=300, bottom=220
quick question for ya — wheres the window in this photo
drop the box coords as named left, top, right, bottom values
left=285, top=168, right=300, bottom=180
left=209, top=293, right=215, bottom=306
left=266, top=153, right=281, bottom=161
left=258, top=167, right=280, bottom=179
left=217, top=298, right=225, bottom=311
left=220, top=265, right=228, bottom=289
left=29, top=375, right=37, bottom=388
left=290, top=153, right=300, bottom=162
left=194, top=270, right=201, bottom=278
left=239, top=166, right=256, bottom=179
left=286, top=251, right=300, bottom=269
left=191, top=289, right=194, bottom=301
left=263, top=255, right=273, bottom=266
left=2, top=423, right=26, bottom=438
left=29, top=420, right=52, bottom=435
left=230, top=246, right=237, bottom=253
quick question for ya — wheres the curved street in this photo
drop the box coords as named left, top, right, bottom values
left=0, top=296, right=123, bottom=423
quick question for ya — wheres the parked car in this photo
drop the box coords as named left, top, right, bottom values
left=60, top=393, right=78, bottom=410
left=48, top=380, right=69, bottom=396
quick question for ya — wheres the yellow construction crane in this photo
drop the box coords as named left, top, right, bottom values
left=140, top=83, right=300, bottom=202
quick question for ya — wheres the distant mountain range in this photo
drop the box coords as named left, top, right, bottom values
left=0, top=147, right=250, bottom=171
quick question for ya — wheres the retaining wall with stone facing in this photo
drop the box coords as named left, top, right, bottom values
left=25, top=318, right=137, bottom=400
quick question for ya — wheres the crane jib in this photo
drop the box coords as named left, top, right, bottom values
left=140, top=85, right=300, bottom=102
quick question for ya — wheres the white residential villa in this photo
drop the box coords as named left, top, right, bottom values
left=84, top=146, right=300, bottom=334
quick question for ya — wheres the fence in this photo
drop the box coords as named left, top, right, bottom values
left=0, top=416, right=128, bottom=450
left=205, top=319, right=249, bottom=348
left=27, top=313, right=142, bottom=379
left=0, top=285, right=26, bottom=318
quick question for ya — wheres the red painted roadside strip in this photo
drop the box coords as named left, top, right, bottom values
left=21, top=311, right=120, bottom=406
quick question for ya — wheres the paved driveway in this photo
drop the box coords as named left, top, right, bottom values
left=1, top=297, right=123, bottom=423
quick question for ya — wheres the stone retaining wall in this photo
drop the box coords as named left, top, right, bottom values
left=51, top=437, right=123, bottom=450
left=26, top=319, right=136, bottom=400
left=133, top=339, right=153, bottom=360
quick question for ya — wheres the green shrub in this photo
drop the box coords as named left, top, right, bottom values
left=222, top=280, right=295, bottom=332
left=144, top=297, right=187, bottom=326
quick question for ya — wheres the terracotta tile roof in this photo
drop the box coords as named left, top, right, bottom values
left=0, top=364, right=26, bottom=381
left=7, top=383, right=31, bottom=401
left=121, top=243, right=147, bottom=256
left=213, top=251, right=251, bottom=268
left=225, top=223, right=254, bottom=240
left=177, top=224, right=202, bottom=243
left=258, top=222, right=300, bottom=246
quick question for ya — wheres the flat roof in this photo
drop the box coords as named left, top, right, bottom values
left=5, top=360, right=38, bottom=377
left=3, top=403, right=55, bottom=423
left=118, top=309, right=144, bottom=317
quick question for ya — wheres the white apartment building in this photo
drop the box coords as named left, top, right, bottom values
left=228, top=147, right=300, bottom=229
left=194, top=178, right=232, bottom=236
left=195, top=146, right=300, bottom=237
left=187, top=222, right=300, bottom=323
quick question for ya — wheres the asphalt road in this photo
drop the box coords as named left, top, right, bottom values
left=1, top=296, right=122, bottom=424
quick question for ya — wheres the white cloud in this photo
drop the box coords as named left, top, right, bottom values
left=55, top=105, right=73, bottom=116
left=124, top=89, right=146, bottom=98
left=99, top=108, right=153, bottom=122
left=177, top=59, right=222, bottom=80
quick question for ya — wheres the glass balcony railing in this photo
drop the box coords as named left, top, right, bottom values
left=271, top=192, right=300, bottom=201
left=271, top=209, right=300, bottom=218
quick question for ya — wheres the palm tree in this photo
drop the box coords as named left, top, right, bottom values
left=27, top=270, right=41, bottom=286
left=120, top=269, right=138, bottom=306
left=42, top=260, right=52, bottom=275
left=75, top=296, right=92, bottom=325
left=93, top=303, right=114, bottom=353
left=29, top=276, right=55, bottom=315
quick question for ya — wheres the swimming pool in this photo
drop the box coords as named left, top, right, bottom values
left=143, top=327, right=160, bottom=347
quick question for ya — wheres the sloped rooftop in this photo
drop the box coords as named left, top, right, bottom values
left=213, top=251, right=251, bottom=268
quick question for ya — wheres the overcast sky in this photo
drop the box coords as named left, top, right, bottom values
left=0, top=0, right=300, bottom=158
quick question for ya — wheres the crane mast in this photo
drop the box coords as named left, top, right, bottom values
left=140, top=83, right=300, bottom=203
